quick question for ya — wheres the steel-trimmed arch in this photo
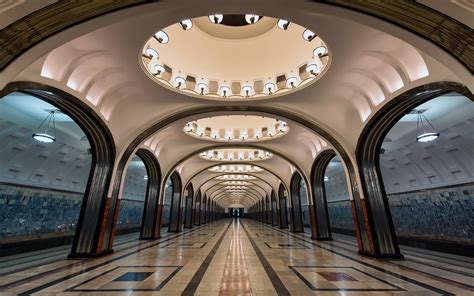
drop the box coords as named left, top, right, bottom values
left=104, top=107, right=363, bottom=255
left=0, top=82, right=116, bottom=257
left=355, top=81, right=473, bottom=258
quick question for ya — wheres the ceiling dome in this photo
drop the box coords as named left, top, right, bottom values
left=184, top=115, right=289, bottom=142
left=141, top=14, right=329, bottom=100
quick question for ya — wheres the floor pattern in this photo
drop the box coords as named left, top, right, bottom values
left=0, top=219, right=473, bottom=295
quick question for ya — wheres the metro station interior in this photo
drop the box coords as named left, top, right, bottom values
left=0, top=1, right=473, bottom=295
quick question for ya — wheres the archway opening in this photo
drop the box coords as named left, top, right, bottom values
left=325, top=156, right=355, bottom=235
left=290, top=173, right=305, bottom=232
left=117, top=156, right=147, bottom=234
left=183, top=183, right=194, bottom=228
left=278, top=183, right=289, bottom=229
left=378, top=93, right=474, bottom=254
left=0, top=92, right=92, bottom=254
left=163, top=172, right=182, bottom=232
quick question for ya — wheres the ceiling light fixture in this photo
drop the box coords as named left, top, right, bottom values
left=175, top=76, right=186, bottom=88
left=277, top=19, right=290, bottom=30
left=313, top=46, right=327, bottom=57
left=143, top=175, right=149, bottom=180
left=179, top=19, right=193, bottom=30
left=245, top=14, right=261, bottom=24
left=198, top=82, right=208, bottom=95
left=32, top=110, right=57, bottom=143
left=286, top=76, right=297, bottom=88
left=264, top=82, right=276, bottom=94
left=154, top=30, right=169, bottom=44
left=324, top=176, right=329, bottom=182
left=415, top=110, right=439, bottom=142
left=220, top=85, right=230, bottom=97
left=209, top=14, right=223, bottom=24
left=242, top=85, right=252, bottom=97
left=145, top=48, right=158, bottom=59
left=306, top=63, right=320, bottom=76
left=152, top=64, right=165, bottom=76
left=302, top=29, right=316, bottom=42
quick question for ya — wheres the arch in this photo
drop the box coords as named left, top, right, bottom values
left=289, top=173, right=305, bottom=232
left=270, top=190, right=278, bottom=226
left=183, top=182, right=194, bottom=228
left=134, top=149, right=161, bottom=239
left=310, top=150, right=337, bottom=240
left=194, top=190, right=202, bottom=226
left=278, top=183, right=289, bottom=229
left=165, top=171, right=182, bottom=232
left=0, top=81, right=115, bottom=257
left=2, top=2, right=472, bottom=73
left=356, top=81, right=473, bottom=257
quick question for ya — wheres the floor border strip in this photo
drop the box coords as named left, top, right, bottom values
left=240, top=220, right=290, bottom=296
left=255, top=221, right=455, bottom=296
left=181, top=220, right=232, bottom=296
left=12, top=223, right=214, bottom=295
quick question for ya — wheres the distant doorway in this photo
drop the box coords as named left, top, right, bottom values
left=229, top=208, right=243, bottom=217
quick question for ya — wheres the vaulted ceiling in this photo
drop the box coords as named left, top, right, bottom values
left=0, top=0, right=472, bottom=209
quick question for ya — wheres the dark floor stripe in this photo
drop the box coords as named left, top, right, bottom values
left=327, top=237, right=474, bottom=278
left=181, top=220, right=232, bottom=296
left=8, top=223, right=211, bottom=295
left=325, top=236, right=474, bottom=290
left=255, top=221, right=455, bottom=296
left=0, top=234, right=142, bottom=278
left=240, top=220, right=290, bottom=296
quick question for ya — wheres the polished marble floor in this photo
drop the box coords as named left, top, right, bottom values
left=0, top=219, right=473, bottom=295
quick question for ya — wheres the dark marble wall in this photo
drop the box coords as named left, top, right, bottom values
left=327, top=183, right=474, bottom=243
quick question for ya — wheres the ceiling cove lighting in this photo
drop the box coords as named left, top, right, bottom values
left=199, top=149, right=273, bottom=162
left=415, top=109, right=439, bottom=143
left=32, top=110, right=57, bottom=143
left=141, top=15, right=330, bottom=101
left=183, top=116, right=289, bottom=142
left=208, top=165, right=264, bottom=173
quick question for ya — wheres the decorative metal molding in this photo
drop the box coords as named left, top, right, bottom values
left=320, top=0, right=474, bottom=73
left=356, top=81, right=473, bottom=257
left=0, top=0, right=472, bottom=73
left=0, top=81, right=116, bottom=257
left=0, top=0, right=147, bottom=70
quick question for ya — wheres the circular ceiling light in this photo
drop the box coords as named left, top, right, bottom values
left=221, top=181, right=251, bottom=186
left=199, top=148, right=273, bottom=162
left=32, top=133, right=56, bottom=143
left=141, top=15, right=329, bottom=101
left=183, top=115, right=289, bottom=142
left=208, top=165, right=264, bottom=173
left=215, top=175, right=257, bottom=180
left=416, top=132, right=439, bottom=142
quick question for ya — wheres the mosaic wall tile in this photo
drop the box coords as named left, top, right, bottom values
left=328, top=183, right=474, bottom=242
left=0, top=184, right=146, bottom=237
